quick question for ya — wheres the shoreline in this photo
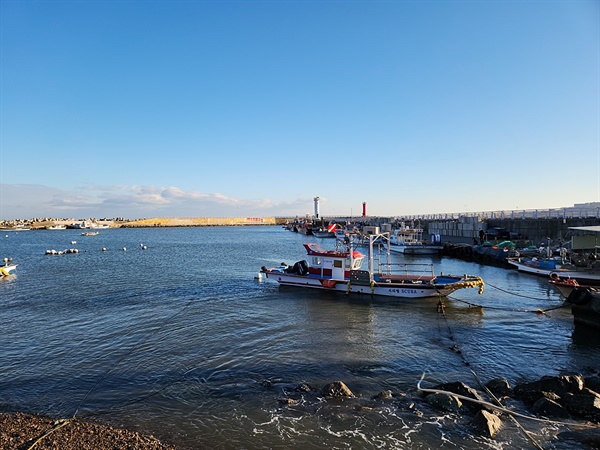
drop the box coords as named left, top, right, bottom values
left=0, top=412, right=177, bottom=450
left=1, top=217, right=278, bottom=230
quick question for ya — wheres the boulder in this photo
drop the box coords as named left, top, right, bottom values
left=562, top=388, right=600, bottom=421
left=433, top=381, right=485, bottom=412
left=321, top=381, right=355, bottom=398
left=531, top=396, right=571, bottom=419
left=584, top=375, right=600, bottom=394
left=513, top=375, right=584, bottom=404
left=372, top=390, right=394, bottom=401
left=472, top=410, right=502, bottom=438
left=426, top=392, right=462, bottom=413
left=485, top=377, right=512, bottom=397
left=556, top=428, right=600, bottom=448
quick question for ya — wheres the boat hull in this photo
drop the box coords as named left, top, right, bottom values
left=264, top=272, right=477, bottom=299
left=389, top=245, right=443, bottom=255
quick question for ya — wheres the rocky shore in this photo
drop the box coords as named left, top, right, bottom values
left=4, top=372, right=599, bottom=449
left=0, top=412, right=176, bottom=450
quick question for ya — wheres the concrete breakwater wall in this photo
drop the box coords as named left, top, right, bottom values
left=120, top=217, right=277, bottom=227
left=425, top=217, right=599, bottom=244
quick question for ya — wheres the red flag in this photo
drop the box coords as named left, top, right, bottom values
left=327, top=223, right=336, bottom=233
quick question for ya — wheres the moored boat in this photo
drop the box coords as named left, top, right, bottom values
left=260, top=232, right=484, bottom=299
left=507, top=256, right=572, bottom=277
left=388, top=222, right=443, bottom=255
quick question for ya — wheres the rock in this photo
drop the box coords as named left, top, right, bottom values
left=471, top=410, right=502, bottom=438
left=433, top=381, right=485, bottom=412
left=294, top=382, right=314, bottom=392
left=372, top=390, right=394, bottom=401
left=584, top=375, right=600, bottom=394
left=531, top=396, right=571, bottom=419
left=556, top=428, right=600, bottom=448
left=514, top=375, right=584, bottom=404
left=321, top=381, right=355, bottom=398
left=562, top=388, right=600, bottom=421
left=485, top=377, right=512, bottom=397
left=426, top=392, right=462, bottom=413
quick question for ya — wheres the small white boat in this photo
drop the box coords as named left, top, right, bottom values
left=47, top=225, right=66, bottom=230
left=82, top=231, right=99, bottom=236
left=261, top=232, right=484, bottom=299
left=0, top=225, right=30, bottom=232
left=388, top=222, right=443, bottom=255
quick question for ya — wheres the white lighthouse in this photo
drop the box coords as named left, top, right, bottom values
left=313, top=196, right=320, bottom=219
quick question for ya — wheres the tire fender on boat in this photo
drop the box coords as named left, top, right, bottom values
left=567, top=288, right=593, bottom=306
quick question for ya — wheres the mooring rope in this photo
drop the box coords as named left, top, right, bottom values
left=447, top=293, right=565, bottom=314
left=430, top=299, right=597, bottom=450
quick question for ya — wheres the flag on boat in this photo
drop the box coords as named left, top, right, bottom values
left=327, top=223, right=337, bottom=233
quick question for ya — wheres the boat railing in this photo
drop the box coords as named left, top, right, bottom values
left=374, top=262, right=436, bottom=277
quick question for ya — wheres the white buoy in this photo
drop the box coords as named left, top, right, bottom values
left=255, top=272, right=263, bottom=281
left=102, top=247, right=107, bottom=252
left=123, top=247, right=127, bottom=251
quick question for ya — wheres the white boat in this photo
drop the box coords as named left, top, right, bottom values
left=261, top=232, right=484, bottom=299
left=1, top=259, right=17, bottom=278
left=0, top=225, right=30, bottom=232
left=70, top=220, right=109, bottom=229
left=388, top=222, right=443, bottom=255
left=507, top=256, right=572, bottom=277
left=47, top=225, right=66, bottom=230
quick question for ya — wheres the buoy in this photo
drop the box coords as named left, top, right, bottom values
left=141, top=245, right=147, bottom=250
left=102, top=247, right=107, bottom=252
left=123, top=247, right=126, bottom=251
left=255, top=272, right=263, bottom=281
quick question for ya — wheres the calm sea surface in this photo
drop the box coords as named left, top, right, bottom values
left=1, top=226, right=598, bottom=449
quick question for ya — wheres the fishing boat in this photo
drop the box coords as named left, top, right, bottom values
left=312, top=222, right=337, bottom=238
left=260, top=232, right=484, bottom=299
left=506, top=256, right=572, bottom=277
left=388, top=222, right=443, bottom=255
left=549, top=276, right=587, bottom=299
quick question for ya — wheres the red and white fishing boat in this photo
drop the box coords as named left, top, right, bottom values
left=261, top=232, right=484, bottom=299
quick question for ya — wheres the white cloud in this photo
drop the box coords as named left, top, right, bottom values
left=0, top=183, right=308, bottom=220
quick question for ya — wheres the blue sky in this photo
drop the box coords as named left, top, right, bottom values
left=1, top=0, right=598, bottom=220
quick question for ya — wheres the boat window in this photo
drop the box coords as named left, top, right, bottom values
left=333, top=260, right=343, bottom=268
left=312, top=257, right=322, bottom=266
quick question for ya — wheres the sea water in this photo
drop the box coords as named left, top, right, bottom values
left=0, top=226, right=597, bottom=449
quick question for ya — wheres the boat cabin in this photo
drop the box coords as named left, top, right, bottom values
left=303, top=243, right=365, bottom=279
